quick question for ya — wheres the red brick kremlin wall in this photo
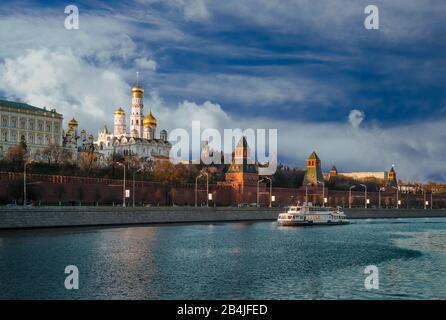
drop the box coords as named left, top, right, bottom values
left=1, top=172, right=446, bottom=208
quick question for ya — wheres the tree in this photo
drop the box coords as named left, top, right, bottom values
left=5, top=143, right=26, bottom=164
left=42, top=144, right=73, bottom=165
left=78, top=144, right=98, bottom=174
left=152, top=160, right=178, bottom=184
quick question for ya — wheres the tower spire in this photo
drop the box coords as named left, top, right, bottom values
left=136, top=71, right=140, bottom=87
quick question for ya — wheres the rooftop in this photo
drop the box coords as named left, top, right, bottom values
left=0, top=99, right=62, bottom=117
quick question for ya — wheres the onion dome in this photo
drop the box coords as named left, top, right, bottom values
left=132, top=72, right=144, bottom=97
left=114, top=107, right=126, bottom=116
left=132, top=85, right=144, bottom=94
left=143, top=111, right=157, bottom=127
left=80, top=129, right=86, bottom=134
left=88, top=134, right=94, bottom=140
left=68, top=118, right=78, bottom=127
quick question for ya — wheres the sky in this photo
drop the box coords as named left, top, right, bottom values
left=0, top=0, right=445, bottom=182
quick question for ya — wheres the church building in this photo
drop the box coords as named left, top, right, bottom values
left=94, top=77, right=171, bottom=160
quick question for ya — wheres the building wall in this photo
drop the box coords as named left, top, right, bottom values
left=338, top=172, right=388, bottom=180
left=2, top=172, right=446, bottom=208
left=0, top=104, right=63, bottom=157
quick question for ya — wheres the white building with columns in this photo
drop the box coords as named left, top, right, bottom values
left=94, top=80, right=171, bottom=160
left=0, top=99, right=63, bottom=158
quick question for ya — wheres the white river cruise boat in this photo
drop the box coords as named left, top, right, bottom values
left=277, top=203, right=349, bottom=226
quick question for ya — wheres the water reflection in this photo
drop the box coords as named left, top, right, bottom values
left=0, top=218, right=445, bottom=299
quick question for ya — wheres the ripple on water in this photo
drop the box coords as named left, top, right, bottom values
left=0, top=218, right=446, bottom=299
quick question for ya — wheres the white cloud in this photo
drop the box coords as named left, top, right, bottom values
left=146, top=91, right=230, bottom=131
left=0, top=9, right=163, bottom=133
left=0, top=48, right=129, bottom=132
left=137, top=0, right=210, bottom=21
left=179, top=0, right=209, bottom=21
left=348, top=109, right=364, bottom=128
left=157, top=73, right=345, bottom=108
left=135, top=57, right=157, bottom=71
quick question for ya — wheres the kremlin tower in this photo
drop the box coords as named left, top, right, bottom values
left=225, top=136, right=258, bottom=190
left=387, top=165, right=398, bottom=187
left=130, top=73, right=144, bottom=138
left=303, top=151, right=324, bottom=185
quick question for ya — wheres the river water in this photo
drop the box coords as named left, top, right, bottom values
left=0, top=218, right=445, bottom=299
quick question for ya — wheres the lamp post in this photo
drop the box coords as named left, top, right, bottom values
left=256, top=179, right=261, bottom=206
left=195, top=172, right=209, bottom=207
left=257, top=176, right=272, bottom=207
left=391, top=186, right=399, bottom=209
left=316, top=181, right=325, bottom=207
left=378, top=187, right=385, bottom=209
left=423, top=189, right=427, bottom=210
left=431, top=192, right=433, bottom=210
left=406, top=190, right=409, bottom=209
left=349, top=185, right=356, bottom=209
left=23, top=159, right=34, bottom=206
left=132, top=168, right=144, bottom=207
left=116, top=162, right=126, bottom=207
left=305, top=182, right=313, bottom=204
left=359, top=184, right=367, bottom=208
left=266, top=176, right=272, bottom=208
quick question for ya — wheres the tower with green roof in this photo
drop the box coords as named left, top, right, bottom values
left=387, top=165, right=398, bottom=187
left=303, top=151, right=324, bottom=185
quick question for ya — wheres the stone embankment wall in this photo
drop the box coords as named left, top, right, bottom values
left=1, top=207, right=446, bottom=230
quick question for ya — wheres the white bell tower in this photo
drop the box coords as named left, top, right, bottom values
left=130, top=72, right=144, bottom=138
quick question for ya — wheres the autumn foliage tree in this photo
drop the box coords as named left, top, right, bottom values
left=78, top=145, right=98, bottom=175
left=42, top=144, right=73, bottom=165
left=5, top=143, right=26, bottom=164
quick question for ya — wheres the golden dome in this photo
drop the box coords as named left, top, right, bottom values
left=132, top=85, right=144, bottom=94
left=68, top=118, right=78, bottom=127
left=143, top=111, right=157, bottom=127
left=114, top=107, right=126, bottom=115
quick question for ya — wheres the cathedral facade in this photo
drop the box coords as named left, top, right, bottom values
left=94, top=80, right=171, bottom=160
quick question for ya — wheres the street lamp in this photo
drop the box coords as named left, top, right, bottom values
left=257, top=176, right=272, bottom=207
left=378, top=187, right=385, bottom=209
left=316, top=181, right=325, bottom=207
left=359, top=184, right=367, bottom=208
left=23, top=158, right=34, bottom=206
left=349, top=185, right=356, bottom=209
left=195, top=172, right=209, bottom=207
left=132, top=167, right=144, bottom=207
left=305, top=182, right=313, bottom=204
left=391, top=186, right=399, bottom=209
left=431, top=192, right=433, bottom=210
left=116, top=162, right=126, bottom=207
